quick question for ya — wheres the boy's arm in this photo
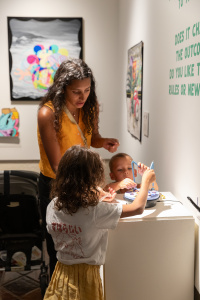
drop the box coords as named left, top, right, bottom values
left=120, top=169, right=156, bottom=218
left=104, top=178, right=137, bottom=192
left=104, top=182, right=122, bottom=192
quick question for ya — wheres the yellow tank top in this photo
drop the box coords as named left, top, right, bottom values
left=37, top=102, right=92, bottom=179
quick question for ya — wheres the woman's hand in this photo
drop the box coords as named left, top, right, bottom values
left=91, top=106, right=119, bottom=153
left=102, top=138, right=119, bottom=153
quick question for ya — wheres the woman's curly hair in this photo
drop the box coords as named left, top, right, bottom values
left=50, top=145, right=105, bottom=215
left=39, top=58, right=98, bottom=135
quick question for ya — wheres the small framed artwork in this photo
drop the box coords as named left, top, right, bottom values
left=7, top=17, right=83, bottom=101
left=126, top=41, right=143, bottom=141
left=0, top=108, right=19, bottom=137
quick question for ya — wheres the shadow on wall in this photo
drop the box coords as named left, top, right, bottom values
left=103, top=159, right=110, bottom=186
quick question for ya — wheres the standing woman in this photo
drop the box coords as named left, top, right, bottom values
left=37, top=58, right=119, bottom=277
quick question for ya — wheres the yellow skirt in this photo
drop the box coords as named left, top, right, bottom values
left=43, top=261, right=104, bottom=300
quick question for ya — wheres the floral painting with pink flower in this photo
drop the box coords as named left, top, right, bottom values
left=126, top=41, right=143, bottom=141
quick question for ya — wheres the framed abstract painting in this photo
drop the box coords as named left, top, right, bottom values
left=7, top=17, right=83, bottom=101
left=0, top=108, right=19, bottom=137
left=126, top=41, right=143, bottom=141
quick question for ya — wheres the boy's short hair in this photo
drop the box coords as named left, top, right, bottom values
left=109, top=153, right=133, bottom=172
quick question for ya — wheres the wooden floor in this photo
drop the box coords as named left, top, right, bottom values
left=0, top=269, right=44, bottom=300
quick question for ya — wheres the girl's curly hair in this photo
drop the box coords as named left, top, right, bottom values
left=50, top=145, right=105, bottom=215
left=39, top=58, right=98, bottom=135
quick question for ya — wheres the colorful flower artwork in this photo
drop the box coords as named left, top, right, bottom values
left=8, top=17, right=83, bottom=100
left=0, top=108, right=19, bottom=137
left=126, top=41, right=143, bottom=141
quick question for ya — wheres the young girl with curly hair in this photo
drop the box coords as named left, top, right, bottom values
left=37, top=58, right=119, bottom=277
left=43, top=145, right=156, bottom=300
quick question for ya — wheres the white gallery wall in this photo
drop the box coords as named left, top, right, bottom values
left=0, top=0, right=120, bottom=160
left=117, top=0, right=200, bottom=291
left=118, top=0, right=200, bottom=210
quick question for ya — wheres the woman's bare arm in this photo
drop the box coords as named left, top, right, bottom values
left=91, top=104, right=119, bottom=152
left=38, top=106, right=62, bottom=173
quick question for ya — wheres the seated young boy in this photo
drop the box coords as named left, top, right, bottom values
left=104, top=153, right=158, bottom=193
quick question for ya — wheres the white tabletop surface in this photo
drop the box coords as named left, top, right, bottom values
left=115, top=192, right=194, bottom=222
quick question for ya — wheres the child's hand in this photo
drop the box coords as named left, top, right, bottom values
left=119, top=178, right=137, bottom=190
left=141, top=169, right=156, bottom=187
left=99, top=187, right=117, bottom=203
left=137, top=162, right=148, bottom=176
left=103, top=188, right=117, bottom=202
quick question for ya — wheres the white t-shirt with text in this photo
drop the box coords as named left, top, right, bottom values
left=46, top=199, right=122, bottom=265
